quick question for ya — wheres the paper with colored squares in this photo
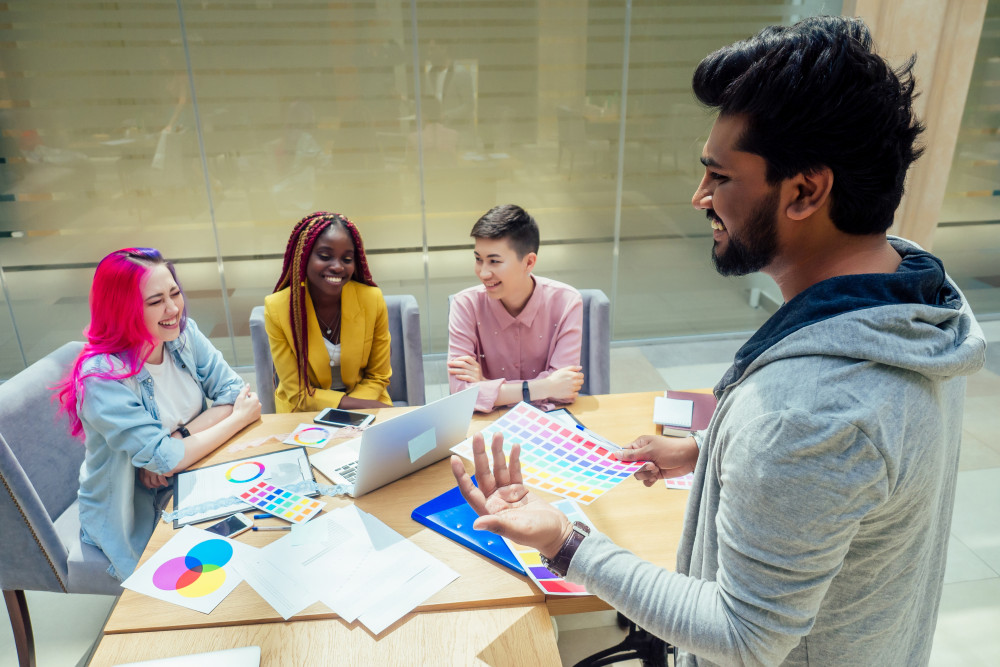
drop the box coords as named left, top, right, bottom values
left=121, top=525, right=250, bottom=614
left=503, top=499, right=590, bottom=595
left=451, top=402, right=644, bottom=505
left=238, top=481, right=325, bottom=524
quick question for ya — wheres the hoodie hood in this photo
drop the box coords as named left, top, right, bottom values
left=715, top=237, right=986, bottom=397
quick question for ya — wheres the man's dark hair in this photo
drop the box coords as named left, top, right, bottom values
left=692, top=15, right=924, bottom=235
left=470, top=204, right=540, bottom=258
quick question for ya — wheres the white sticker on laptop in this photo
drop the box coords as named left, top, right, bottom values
left=408, top=427, right=437, bottom=463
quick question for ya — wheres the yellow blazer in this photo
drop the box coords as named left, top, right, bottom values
left=264, top=281, right=392, bottom=412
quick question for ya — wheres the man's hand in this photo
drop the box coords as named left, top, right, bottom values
left=447, top=355, right=485, bottom=383
left=450, top=431, right=572, bottom=558
left=617, top=434, right=699, bottom=487
left=139, top=467, right=171, bottom=489
left=539, top=365, right=584, bottom=402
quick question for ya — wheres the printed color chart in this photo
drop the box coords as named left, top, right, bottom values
left=239, top=481, right=325, bottom=524
left=452, top=402, right=644, bottom=504
left=504, top=499, right=590, bottom=595
left=283, top=423, right=336, bottom=448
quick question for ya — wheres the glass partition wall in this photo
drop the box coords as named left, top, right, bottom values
left=27, top=0, right=991, bottom=381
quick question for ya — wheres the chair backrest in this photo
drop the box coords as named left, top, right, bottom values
left=446, top=287, right=611, bottom=396
left=249, top=305, right=276, bottom=414
left=578, top=289, right=611, bottom=395
left=249, top=296, right=427, bottom=411
left=384, top=294, right=426, bottom=406
left=0, top=341, right=84, bottom=592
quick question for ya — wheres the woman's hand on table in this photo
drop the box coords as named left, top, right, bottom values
left=231, top=385, right=262, bottom=426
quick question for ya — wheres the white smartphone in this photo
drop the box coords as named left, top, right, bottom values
left=314, top=407, right=376, bottom=428
left=205, top=512, right=253, bottom=538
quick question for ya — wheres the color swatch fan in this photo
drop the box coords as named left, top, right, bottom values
left=451, top=402, right=644, bottom=504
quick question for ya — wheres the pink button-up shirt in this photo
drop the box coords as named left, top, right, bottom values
left=448, top=275, right=583, bottom=412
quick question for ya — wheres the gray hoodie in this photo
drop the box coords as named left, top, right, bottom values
left=567, top=238, right=986, bottom=666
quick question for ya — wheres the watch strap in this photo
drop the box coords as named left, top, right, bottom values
left=522, top=380, right=531, bottom=403
left=541, top=521, right=590, bottom=577
left=176, top=425, right=191, bottom=438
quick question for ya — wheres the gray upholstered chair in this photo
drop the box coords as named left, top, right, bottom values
left=578, top=288, right=611, bottom=395
left=446, top=287, right=611, bottom=396
left=0, top=342, right=121, bottom=667
left=249, top=294, right=426, bottom=412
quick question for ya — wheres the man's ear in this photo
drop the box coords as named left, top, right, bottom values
left=785, top=166, right=833, bottom=221
left=522, top=251, right=537, bottom=273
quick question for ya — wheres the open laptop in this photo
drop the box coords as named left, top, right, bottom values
left=308, top=386, right=478, bottom=497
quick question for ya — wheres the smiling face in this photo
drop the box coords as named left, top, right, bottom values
left=141, top=264, right=184, bottom=345
left=473, top=237, right=536, bottom=303
left=692, top=114, right=783, bottom=277
left=306, top=225, right=356, bottom=300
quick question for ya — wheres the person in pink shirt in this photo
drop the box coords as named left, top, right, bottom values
left=448, top=204, right=584, bottom=413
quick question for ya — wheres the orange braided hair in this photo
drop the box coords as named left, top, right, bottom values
left=273, top=211, right=376, bottom=409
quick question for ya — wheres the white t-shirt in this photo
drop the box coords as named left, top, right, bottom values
left=321, top=337, right=347, bottom=391
left=143, top=352, right=204, bottom=432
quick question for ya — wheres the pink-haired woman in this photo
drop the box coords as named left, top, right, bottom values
left=265, top=211, right=393, bottom=412
left=58, top=248, right=261, bottom=580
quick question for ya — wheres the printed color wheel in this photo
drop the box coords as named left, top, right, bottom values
left=293, top=426, right=330, bottom=446
left=225, top=461, right=265, bottom=484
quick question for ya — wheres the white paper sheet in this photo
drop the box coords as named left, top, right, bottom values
left=308, top=506, right=459, bottom=631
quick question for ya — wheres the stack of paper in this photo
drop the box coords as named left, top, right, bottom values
left=124, top=508, right=458, bottom=636
left=234, top=506, right=458, bottom=634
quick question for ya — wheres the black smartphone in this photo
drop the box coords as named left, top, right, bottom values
left=205, top=512, right=253, bottom=538
left=314, top=407, right=376, bottom=428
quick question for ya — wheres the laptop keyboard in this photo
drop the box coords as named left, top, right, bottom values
left=335, top=460, right=359, bottom=483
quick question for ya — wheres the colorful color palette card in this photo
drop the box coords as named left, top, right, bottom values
left=121, top=525, right=250, bottom=614
left=239, top=480, right=325, bottom=524
left=664, top=473, right=694, bottom=490
left=172, top=447, right=316, bottom=527
left=503, top=499, right=590, bottom=596
left=283, top=423, right=336, bottom=448
left=451, top=402, right=645, bottom=505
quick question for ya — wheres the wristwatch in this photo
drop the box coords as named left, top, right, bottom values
left=522, top=380, right=531, bottom=403
left=175, top=425, right=191, bottom=438
left=540, top=521, right=590, bottom=577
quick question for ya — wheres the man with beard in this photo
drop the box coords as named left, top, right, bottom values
left=451, top=15, right=986, bottom=666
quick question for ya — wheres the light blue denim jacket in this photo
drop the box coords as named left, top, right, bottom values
left=76, top=318, right=244, bottom=580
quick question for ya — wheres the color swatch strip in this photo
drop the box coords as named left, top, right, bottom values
left=238, top=481, right=324, bottom=524
left=452, top=402, right=644, bottom=504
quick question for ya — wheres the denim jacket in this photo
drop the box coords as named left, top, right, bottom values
left=76, top=318, right=244, bottom=580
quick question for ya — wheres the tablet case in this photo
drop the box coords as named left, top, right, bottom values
left=411, top=479, right=526, bottom=575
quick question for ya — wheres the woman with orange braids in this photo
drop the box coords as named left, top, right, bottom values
left=265, top=212, right=393, bottom=412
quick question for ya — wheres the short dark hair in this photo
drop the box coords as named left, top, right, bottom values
left=470, top=204, right=540, bottom=258
left=691, top=15, right=924, bottom=235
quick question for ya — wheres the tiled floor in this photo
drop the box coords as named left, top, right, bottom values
left=3, top=324, right=999, bottom=666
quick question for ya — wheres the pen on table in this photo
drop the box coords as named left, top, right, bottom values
left=252, top=514, right=272, bottom=519
left=252, top=525, right=291, bottom=531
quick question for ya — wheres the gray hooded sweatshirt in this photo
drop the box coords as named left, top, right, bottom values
left=567, top=238, right=986, bottom=666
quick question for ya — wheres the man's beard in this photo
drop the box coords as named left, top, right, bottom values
left=711, top=187, right=780, bottom=277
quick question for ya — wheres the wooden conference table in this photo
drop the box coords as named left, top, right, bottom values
left=90, top=391, right=690, bottom=665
